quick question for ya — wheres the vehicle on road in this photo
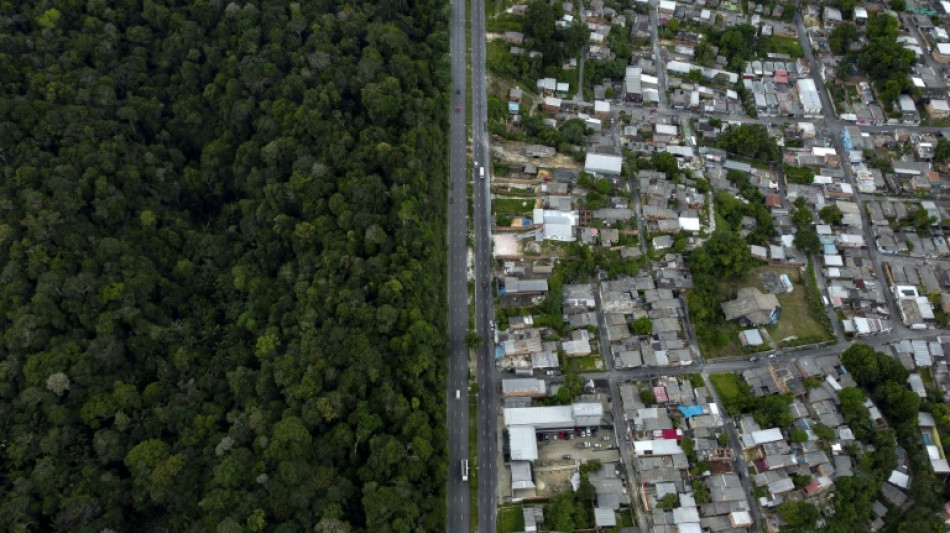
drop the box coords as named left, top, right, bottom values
left=482, top=280, right=488, bottom=289
left=455, top=106, right=460, bottom=113
left=479, top=167, right=485, bottom=179
left=456, top=390, right=460, bottom=400
left=562, top=454, right=572, bottom=460
left=749, top=356, right=759, bottom=362
left=461, top=459, right=468, bottom=481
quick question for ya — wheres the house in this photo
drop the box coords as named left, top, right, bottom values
left=504, top=31, right=525, bottom=45
left=722, top=287, right=781, bottom=326
left=934, top=42, right=950, bottom=63
left=898, top=95, right=921, bottom=125
left=928, top=100, right=950, bottom=119
left=585, top=153, right=623, bottom=176
left=823, top=6, right=842, bottom=28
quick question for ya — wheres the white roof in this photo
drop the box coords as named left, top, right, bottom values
left=824, top=255, right=844, bottom=267
left=677, top=524, right=702, bottom=533
left=679, top=216, right=701, bottom=232
left=508, top=425, right=539, bottom=461
left=937, top=42, right=950, bottom=54
left=573, top=402, right=604, bottom=424
left=749, top=428, right=784, bottom=445
left=659, top=0, right=677, bottom=10
left=931, top=100, right=950, bottom=112
left=888, top=470, right=911, bottom=489
left=634, top=439, right=683, bottom=456
left=594, top=100, right=610, bottom=112
left=730, top=511, right=753, bottom=527
left=585, top=153, right=623, bottom=175
left=504, top=406, right=573, bottom=429
left=672, top=507, right=700, bottom=524
left=656, top=124, right=678, bottom=136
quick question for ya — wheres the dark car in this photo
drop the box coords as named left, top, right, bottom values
left=482, top=280, right=488, bottom=288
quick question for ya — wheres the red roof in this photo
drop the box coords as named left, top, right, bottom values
left=775, top=75, right=789, bottom=84
left=661, top=429, right=684, bottom=440
left=804, top=480, right=823, bottom=494
left=654, top=386, right=669, bottom=403
left=765, top=195, right=781, bottom=208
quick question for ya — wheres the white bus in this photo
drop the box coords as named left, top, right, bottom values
left=461, top=459, right=469, bottom=481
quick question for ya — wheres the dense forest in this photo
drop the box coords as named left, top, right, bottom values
left=0, top=1, right=449, bottom=531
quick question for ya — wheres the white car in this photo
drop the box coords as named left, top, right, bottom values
left=456, top=390, right=460, bottom=400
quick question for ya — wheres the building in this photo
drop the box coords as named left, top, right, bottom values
left=928, top=99, right=950, bottom=119
left=722, top=287, right=781, bottom=326
left=797, top=78, right=823, bottom=117
left=585, top=153, right=623, bottom=176
left=625, top=66, right=643, bottom=103
left=934, top=42, right=950, bottom=63
left=898, top=95, right=921, bottom=125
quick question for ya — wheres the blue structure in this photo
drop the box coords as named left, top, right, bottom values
left=841, top=128, right=852, bottom=153
left=678, top=405, right=704, bottom=418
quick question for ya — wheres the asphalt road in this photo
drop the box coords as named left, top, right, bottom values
left=648, top=0, right=669, bottom=109
left=470, top=0, right=500, bottom=530
left=446, top=0, right=470, bottom=527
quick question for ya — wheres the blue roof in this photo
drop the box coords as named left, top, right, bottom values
left=822, top=244, right=838, bottom=255
left=495, top=345, right=505, bottom=359
left=678, top=405, right=704, bottom=418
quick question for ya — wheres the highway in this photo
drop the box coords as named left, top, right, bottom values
left=446, top=0, right=470, bottom=526
left=471, top=0, right=500, bottom=530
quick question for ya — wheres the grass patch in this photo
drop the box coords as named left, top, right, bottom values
left=921, top=366, right=934, bottom=388
left=698, top=320, right=745, bottom=359
left=564, top=354, right=604, bottom=373
left=497, top=505, right=525, bottom=533
left=486, top=12, right=524, bottom=33
left=759, top=35, right=804, bottom=58
left=494, top=197, right=537, bottom=215
left=710, top=373, right=745, bottom=415
left=783, top=165, right=815, bottom=185
left=616, top=509, right=635, bottom=527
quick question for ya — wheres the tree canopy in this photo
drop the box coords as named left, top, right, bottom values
left=0, top=1, right=449, bottom=531
left=716, top=124, right=780, bottom=161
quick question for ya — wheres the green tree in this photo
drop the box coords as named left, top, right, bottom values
left=819, top=204, right=844, bottom=225
left=790, top=429, right=809, bottom=443
left=776, top=501, right=819, bottom=531
left=640, top=389, right=657, bottom=405
left=631, top=316, right=653, bottom=335
left=829, top=23, right=859, bottom=55
left=794, top=228, right=821, bottom=256
left=934, top=139, right=950, bottom=163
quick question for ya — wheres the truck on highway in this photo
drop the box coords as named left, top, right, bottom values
left=461, top=459, right=469, bottom=481
left=479, top=167, right=485, bottom=179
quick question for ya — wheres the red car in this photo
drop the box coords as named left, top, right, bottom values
left=482, top=280, right=488, bottom=289
left=455, top=106, right=461, bottom=113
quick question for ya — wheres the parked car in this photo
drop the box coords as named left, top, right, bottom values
left=562, top=454, right=572, bottom=460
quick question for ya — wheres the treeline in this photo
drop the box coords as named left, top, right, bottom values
left=0, top=1, right=448, bottom=532
left=835, top=345, right=949, bottom=533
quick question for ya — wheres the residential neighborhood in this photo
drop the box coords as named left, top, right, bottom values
left=478, top=0, right=950, bottom=531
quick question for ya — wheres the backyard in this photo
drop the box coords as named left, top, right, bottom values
left=751, top=266, right=833, bottom=346
left=702, top=265, right=831, bottom=358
